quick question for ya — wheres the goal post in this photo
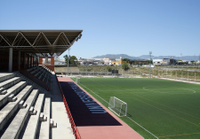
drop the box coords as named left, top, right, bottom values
left=108, top=96, right=127, bottom=117
left=76, top=76, right=80, bottom=83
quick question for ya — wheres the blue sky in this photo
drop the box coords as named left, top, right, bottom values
left=0, top=0, right=200, bottom=59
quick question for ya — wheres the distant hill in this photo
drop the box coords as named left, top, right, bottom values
left=93, top=54, right=200, bottom=61
left=94, top=54, right=136, bottom=59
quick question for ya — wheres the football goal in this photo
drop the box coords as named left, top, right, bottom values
left=76, top=76, right=80, bottom=83
left=108, top=96, right=127, bottom=117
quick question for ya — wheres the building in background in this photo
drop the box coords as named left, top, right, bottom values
left=129, top=60, right=149, bottom=65
left=153, top=58, right=176, bottom=65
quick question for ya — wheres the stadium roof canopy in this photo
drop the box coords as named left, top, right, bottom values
left=0, top=30, right=83, bottom=57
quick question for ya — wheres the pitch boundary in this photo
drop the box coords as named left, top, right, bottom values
left=158, top=132, right=200, bottom=138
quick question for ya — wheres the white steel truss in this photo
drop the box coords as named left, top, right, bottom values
left=0, top=30, right=82, bottom=57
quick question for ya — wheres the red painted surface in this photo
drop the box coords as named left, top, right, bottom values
left=56, top=76, right=81, bottom=139
left=39, top=57, right=54, bottom=71
left=58, top=77, right=144, bottom=139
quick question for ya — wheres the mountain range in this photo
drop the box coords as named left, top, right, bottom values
left=93, top=54, right=200, bottom=61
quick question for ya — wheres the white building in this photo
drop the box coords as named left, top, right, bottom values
left=153, top=59, right=163, bottom=65
left=103, top=57, right=112, bottom=65
left=54, top=59, right=66, bottom=65
left=153, top=58, right=172, bottom=65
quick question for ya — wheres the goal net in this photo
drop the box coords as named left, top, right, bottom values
left=108, top=96, right=127, bottom=117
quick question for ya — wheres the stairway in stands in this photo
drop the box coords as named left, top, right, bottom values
left=0, top=66, right=61, bottom=139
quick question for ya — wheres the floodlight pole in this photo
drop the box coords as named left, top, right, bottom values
left=149, top=51, right=152, bottom=78
left=172, top=56, right=174, bottom=68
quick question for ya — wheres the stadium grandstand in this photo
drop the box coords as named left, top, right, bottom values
left=0, top=30, right=143, bottom=139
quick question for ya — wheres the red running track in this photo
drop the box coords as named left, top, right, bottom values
left=58, top=77, right=143, bottom=139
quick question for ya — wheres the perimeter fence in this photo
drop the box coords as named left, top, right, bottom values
left=55, top=65, right=200, bottom=82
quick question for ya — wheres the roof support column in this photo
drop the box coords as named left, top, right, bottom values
left=31, top=55, right=33, bottom=67
left=33, top=56, right=35, bottom=67
left=18, top=51, right=21, bottom=70
left=34, top=56, right=36, bottom=67
left=30, top=55, right=33, bottom=68
left=36, top=56, right=38, bottom=66
left=32, top=56, right=34, bottom=67
left=9, top=47, right=13, bottom=72
left=23, top=52, right=26, bottom=69
left=37, top=57, right=38, bottom=66
left=45, top=57, right=48, bottom=64
left=27, top=55, right=30, bottom=68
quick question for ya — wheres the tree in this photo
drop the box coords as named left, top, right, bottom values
left=147, top=60, right=152, bottom=64
left=106, top=66, right=112, bottom=72
left=123, top=58, right=130, bottom=63
left=64, top=55, right=70, bottom=64
left=70, top=56, right=78, bottom=65
left=63, top=55, right=78, bottom=65
left=121, top=62, right=129, bottom=71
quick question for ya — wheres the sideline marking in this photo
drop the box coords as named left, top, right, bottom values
left=158, top=132, right=200, bottom=138
left=80, top=83, right=108, bottom=104
left=80, top=83, right=159, bottom=139
left=127, top=117, right=159, bottom=139
left=143, top=87, right=196, bottom=94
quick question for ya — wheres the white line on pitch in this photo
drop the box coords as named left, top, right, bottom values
left=80, top=83, right=109, bottom=104
left=80, top=83, right=159, bottom=139
left=143, top=86, right=196, bottom=94
left=127, top=117, right=159, bottom=139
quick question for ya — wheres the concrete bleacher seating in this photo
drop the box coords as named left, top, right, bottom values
left=1, top=89, right=39, bottom=139
left=19, top=66, right=52, bottom=91
left=0, top=69, right=59, bottom=139
left=28, top=66, right=52, bottom=86
left=0, top=73, right=14, bottom=82
left=0, top=66, right=75, bottom=139
left=22, top=93, right=45, bottom=139
left=0, top=85, right=33, bottom=131
left=39, top=97, right=51, bottom=139
left=0, top=81, right=26, bottom=108
left=30, top=68, right=39, bottom=75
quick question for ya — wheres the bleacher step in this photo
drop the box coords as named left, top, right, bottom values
left=22, top=93, right=45, bottom=139
left=0, top=85, right=33, bottom=132
left=0, top=73, right=14, bottom=83
left=0, top=68, right=54, bottom=139
left=0, top=77, right=21, bottom=90
left=1, top=89, right=39, bottom=139
left=0, top=81, right=26, bottom=108
left=0, top=90, right=7, bottom=95
left=39, top=97, right=51, bottom=139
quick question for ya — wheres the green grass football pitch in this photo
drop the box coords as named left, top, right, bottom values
left=73, top=78, right=200, bottom=139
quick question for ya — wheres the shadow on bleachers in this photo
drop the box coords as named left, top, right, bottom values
left=20, top=66, right=52, bottom=91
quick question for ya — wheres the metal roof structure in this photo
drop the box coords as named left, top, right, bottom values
left=0, top=30, right=83, bottom=56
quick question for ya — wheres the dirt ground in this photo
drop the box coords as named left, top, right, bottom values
left=55, top=67, right=79, bottom=72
